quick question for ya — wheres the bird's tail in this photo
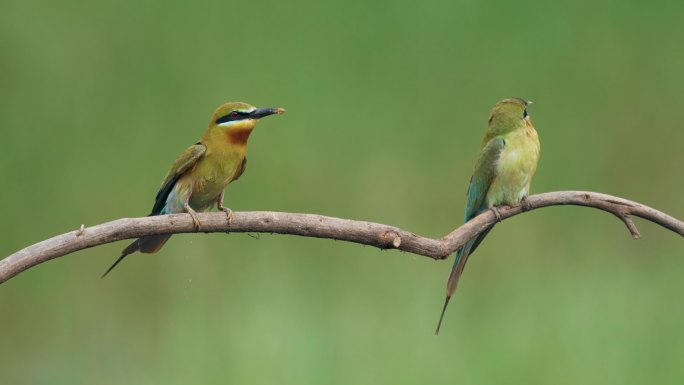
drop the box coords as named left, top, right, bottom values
left=435, top=225, right=495, bottom=334
left=435, top=242, right=472, bottom=334
left=101, top=234, right=172, bottom=278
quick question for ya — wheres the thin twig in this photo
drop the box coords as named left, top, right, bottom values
left=1, top=191, right=682, bottom=284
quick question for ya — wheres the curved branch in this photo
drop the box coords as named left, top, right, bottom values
left=1, top=191, right=682, bottom=284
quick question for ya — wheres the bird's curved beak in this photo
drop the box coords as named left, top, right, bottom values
left=250, top=107, right=286, bottom=119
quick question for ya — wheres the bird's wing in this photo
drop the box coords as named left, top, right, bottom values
left=149, top=143, right=206, bottom=215
left=232, top=157, right=247, bottom=182
left=464, top=137, right=505, bottom=221
left=436, top=137, right=508, bottom=333
left=460, top=137, right=505, bottom=257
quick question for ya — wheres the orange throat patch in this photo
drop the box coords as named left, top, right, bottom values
left=226, top=128, right=254, bottom=146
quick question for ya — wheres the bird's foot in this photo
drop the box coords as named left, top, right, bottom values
left=216, top=191, right=233, bottom=224
left=490, top=207, right=502, bottom=223
left=521, top=196, right=532, bottom=211
left=184, top=202, right=202, bottom=231
left=218, top=205, right=234, bottom=224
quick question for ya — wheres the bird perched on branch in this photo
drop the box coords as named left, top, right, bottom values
left=435, top=98, right=540, bottom=334
left=102, top=102, right=286, bottom=277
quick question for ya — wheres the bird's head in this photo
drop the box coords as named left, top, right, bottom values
left=486, top=98, right=532, bottom=133
left=207, top=102, right=286, bottom=146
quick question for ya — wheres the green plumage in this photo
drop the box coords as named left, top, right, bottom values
left=102, top=102, right=285, bottom=277
left=436, top=98, right=540, bottom=334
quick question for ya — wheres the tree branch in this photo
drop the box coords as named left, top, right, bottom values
left=1, top=191, right=682, bottom=284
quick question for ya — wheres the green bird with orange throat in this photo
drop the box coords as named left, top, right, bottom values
left=435, top=98, right=540, bottom=334
left=102, top=102, right=286, bottom=277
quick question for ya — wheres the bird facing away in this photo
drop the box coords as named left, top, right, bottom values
left=102, top=102, right=286, bottom=277
left=435, top=98, right=540, bottom=334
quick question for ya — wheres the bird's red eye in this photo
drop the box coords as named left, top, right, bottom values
left=230, top=111, right=238, bottom=118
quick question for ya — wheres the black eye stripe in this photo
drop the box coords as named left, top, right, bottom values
left=215, top=111, right=249, bottom=124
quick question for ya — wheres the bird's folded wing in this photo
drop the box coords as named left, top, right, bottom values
left=464, top=137, right=505, bottom=222
left=150, top=143, right=206, bottom=215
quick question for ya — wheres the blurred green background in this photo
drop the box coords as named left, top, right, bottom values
left=1, top=0, right=683, bottom=383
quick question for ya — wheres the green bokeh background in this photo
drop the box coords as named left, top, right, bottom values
left=1, top=0, right=683, bottom=383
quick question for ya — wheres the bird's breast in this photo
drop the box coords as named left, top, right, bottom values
left=186, top=149, right=246, bottom=209
left=488, top=128, right=540, bottom=206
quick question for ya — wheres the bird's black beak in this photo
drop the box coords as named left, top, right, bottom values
left=250, top=107, right=286, bottom=119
